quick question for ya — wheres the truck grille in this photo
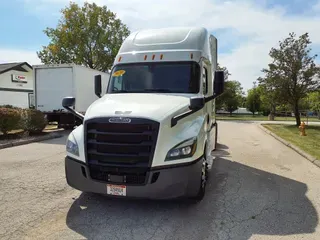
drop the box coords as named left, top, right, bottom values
left=84, top=117, right=160, bottom=184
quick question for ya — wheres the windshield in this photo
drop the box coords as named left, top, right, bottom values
left=107, top=62, right=200, bottom=94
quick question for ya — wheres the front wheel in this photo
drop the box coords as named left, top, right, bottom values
left=212, top=122, right=218, bottom=151
left=189, top=158, right=208, bottom=202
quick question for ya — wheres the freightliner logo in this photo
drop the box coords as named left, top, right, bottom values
left=108, top=117, right=131, bottom=124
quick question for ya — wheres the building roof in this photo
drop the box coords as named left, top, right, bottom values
left=0, top=62, right=33, bottom=74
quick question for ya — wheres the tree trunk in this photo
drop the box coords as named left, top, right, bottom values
left=268, top=113, right=275, bottom=121
left=294, top=103, right=301, bottom=126
left=268, top=104, right=275, bottom=121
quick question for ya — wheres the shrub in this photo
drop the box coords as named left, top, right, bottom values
left=0, top=108, right=21, bottom=135
left=21, top=109, right=48, bottom=134
left=0, top=104, right=22, bottom=110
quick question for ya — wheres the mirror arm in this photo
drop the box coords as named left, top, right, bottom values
left=171, top=93, right=221, bottom=127
left=63, top=106, right=84, bottom=121
left=171, top=108, right=203, bottom=127
left=204, top=93, right=218, bottom=102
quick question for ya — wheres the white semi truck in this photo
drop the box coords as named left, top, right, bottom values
left=33, top=64, right=109, bottom=129
left=62, top=27, right=225, bottom=202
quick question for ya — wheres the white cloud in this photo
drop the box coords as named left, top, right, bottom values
left=0, top=48, right=41, bottom=65
left=12, top=0, right=320, bottom=90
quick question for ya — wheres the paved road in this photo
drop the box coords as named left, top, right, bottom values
left=0, top=121, right=320, bottom=240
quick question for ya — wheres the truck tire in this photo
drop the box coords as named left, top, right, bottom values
left=64, top=125, right=75, bottom=130
left=213, top=122, right=218, bottom=151
left=189, top=154, right=208, bottom=203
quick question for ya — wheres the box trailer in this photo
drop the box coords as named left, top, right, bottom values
left=33, top=64, right=109, bottom=129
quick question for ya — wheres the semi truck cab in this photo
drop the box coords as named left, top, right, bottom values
left=63, top=27, right=225, bottom=202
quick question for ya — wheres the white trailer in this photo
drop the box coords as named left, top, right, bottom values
left=33, top=64, right=109, bottom=129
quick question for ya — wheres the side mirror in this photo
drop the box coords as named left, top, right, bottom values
left=190, top=97, right=205, bottom=111
left=95, top=75, right=102, bottom=98
left=62, top=96, right=84, bottom=121
left=214, top=70, right=225, bottom=96
left=62, top=97, right=75, bottom=108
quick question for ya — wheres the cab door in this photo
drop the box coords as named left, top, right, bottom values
left=202, top=62, right=217, bottom=161
left=202, top=63, right=213, bottom=128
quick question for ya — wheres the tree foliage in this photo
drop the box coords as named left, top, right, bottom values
left=239, top=95, right=246, bottom=108
left=256, top=77, right=285, bottom=118
left=216, top=80, right=244, bottom=115
left=246, top=83, right=261, bottom=115
left=259, top=32, right=320, bottom=126
left=217, top=63, right=231, bottom=80
left=308, top=91, right=320, bottom=118
left=37, top=2, right=130, bottom=71
left=216, top=63, right=230, bottom=110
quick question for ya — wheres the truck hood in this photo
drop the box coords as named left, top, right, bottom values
left=84, top=93, right=191, bottom=121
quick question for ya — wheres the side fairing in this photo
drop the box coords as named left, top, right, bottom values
left=151, top=108, right=207, bottom=167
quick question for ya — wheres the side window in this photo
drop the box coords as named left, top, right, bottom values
left=202, top=67, right=208, bottom=95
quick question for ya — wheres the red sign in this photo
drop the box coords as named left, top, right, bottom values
left=12, top=74, right=27, bottom=83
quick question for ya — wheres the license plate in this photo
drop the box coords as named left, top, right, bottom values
left=107, top=184, right=126, bottom=196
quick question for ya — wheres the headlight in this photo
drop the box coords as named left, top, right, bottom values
left=165, top=137, right=197, bottom=161
left=66, top=134, right=79, bottom=156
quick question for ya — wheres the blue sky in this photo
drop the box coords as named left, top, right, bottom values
left=1, top=0, right=320, bottom=91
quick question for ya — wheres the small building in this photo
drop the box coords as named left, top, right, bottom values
left=0, top=62, right=34, bottom=108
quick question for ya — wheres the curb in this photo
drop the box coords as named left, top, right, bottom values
left=0, top=132, right=63, bottom=150
left=257, top=123, right=320, bottom=168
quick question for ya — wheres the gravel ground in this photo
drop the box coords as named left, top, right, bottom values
left=0, top=121, right=320, bottom=240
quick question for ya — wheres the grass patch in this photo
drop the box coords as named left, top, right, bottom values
left=262, top=124, right=320, bottom=160
left=217, top=115, right=320, bottom=122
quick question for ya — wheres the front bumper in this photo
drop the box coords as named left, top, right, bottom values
left=65, top=156, right=203, bottom=200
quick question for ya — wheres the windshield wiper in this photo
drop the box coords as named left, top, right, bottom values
left=112, top=90, right=129, bottom=93
left=143, top=88, right=172, bottom=93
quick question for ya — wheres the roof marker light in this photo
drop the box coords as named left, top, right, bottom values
left=190, top=53, right=193, bottom=59
left=144, top=55, right=147, bottom=60
left=152, top=54, right=155, bottom=60
left=160, top=54, right=163, bottom=60
left=118, top=56, right=122, bottom=62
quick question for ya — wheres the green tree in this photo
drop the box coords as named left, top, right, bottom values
left=37, top=1, right=130, bottom=71
left=215, top=63, right=231, bottom=111
left=240, top=95, right=246, bottom=108
left=308, top=91, right=320, bottom=118
left=217, top=63, right=231, bottom=80
left=246, top=83, right=261, bottom=115
left=299, top=97, right=311, bottom=111
left=256, top=77, right=285, bottom=119
left=260, top=32, right=320, bottom=126
left=217, top=80, right=243, bottom=115
left=255, top=84, right=269, bottom=116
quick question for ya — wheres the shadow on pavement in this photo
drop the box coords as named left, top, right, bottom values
left=40, top=130, right=71, bottom=145
left=216, top=143, right=229, bottom=150
left=65, top=144, right=318, bottom=240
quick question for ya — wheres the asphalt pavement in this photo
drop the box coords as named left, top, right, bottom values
left=0, top=121, right=320, bottom=240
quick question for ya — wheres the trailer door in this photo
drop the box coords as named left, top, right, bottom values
left=35, top=67, right=73, bottom=112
